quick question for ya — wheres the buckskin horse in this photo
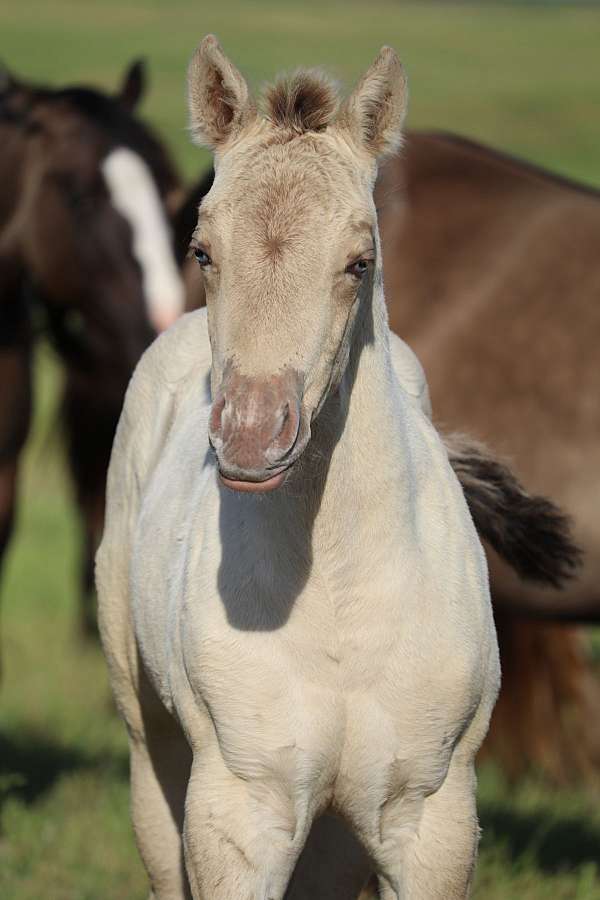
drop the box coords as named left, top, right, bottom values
left=0, top=61, right=185, bottom=637
left=376, top=131, right=600, bottom=781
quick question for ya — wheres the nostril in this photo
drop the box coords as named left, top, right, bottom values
left=209, top=395, right=226, bottom=446
left=267, top=400, right=300, bottom=463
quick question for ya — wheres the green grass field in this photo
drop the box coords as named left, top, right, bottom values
left=1, top=2, right=600, bottom=897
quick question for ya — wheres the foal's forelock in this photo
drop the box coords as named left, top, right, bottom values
left=101, top=147, right=184, bottom=332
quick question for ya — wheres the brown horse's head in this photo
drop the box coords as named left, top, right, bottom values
left=187, top=37, right=407, bottom=491
left=0, top=62, right=184, bottom=377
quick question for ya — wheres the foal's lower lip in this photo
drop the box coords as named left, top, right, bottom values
left=218, top=468, right=288, bottom=493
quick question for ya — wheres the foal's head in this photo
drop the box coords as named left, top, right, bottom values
left=1, top=62, right=184, bottom=364
left=188, top=37, right=407, bottom=491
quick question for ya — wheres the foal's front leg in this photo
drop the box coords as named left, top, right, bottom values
left=183, top=754, right=305, bottom=900
left=370, top=759, right=479, bottom=900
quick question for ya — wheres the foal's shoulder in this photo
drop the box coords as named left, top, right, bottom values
left=112, top=309, right=211, bottom=475
left=137, top=308, right=211, bottom=390
left=122, top=309, right=210, bottom=414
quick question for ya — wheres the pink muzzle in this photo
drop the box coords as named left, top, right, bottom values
left=209, top=367, right=303, bottom=492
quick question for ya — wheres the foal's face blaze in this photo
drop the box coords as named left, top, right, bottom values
left=193, top=141, right=376, bottom=489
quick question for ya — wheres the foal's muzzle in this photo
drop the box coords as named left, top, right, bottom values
left=209, top=367, right=305, bottom=492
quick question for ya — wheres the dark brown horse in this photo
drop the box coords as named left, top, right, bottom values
left=376, top=132, right=600, bottom=781
left=177, top=134, right=597, bottom=781
left=0, top=62, right=185, bottom=637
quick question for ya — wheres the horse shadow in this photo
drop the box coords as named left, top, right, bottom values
left=0, top=728, right=129, bottom=810
left=479, top=799, right=600, bottom=872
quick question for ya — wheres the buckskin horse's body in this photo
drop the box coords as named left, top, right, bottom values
left=0, top=62, right=184, bottom=635
left=98, top=38, right=501, bottom=899
left=376, top=132, right=600, bottom=779
left=379, top=131, right=600, bottom=623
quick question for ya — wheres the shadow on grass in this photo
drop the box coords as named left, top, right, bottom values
left=480, top=802, right=600, bottom=873
left=0, top=728, right=128, bottom=808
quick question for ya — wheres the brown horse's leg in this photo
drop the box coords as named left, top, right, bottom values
left=0, top=460, right=20, bottom=570
left=62, top=371, right=119, bottom=640
left=0, top=343, right=32, bottom=554
left=0, top=341, right=33, bottom=670
left=481, top=615, right=600, bottom=782
left=78, top=488, right=106, bottom=639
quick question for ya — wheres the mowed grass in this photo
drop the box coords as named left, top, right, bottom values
left=2, top=1, right=600, bottom=898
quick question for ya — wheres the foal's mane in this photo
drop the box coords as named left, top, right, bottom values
left=263, top=70, right=339, bottom=135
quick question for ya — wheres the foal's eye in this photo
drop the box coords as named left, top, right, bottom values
left=193, top=247, right=212, bottom=268
left=346, top=258, right=371, bottom=279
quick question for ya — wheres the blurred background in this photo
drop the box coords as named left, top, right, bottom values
left=1, top=1, right=599, bottom=898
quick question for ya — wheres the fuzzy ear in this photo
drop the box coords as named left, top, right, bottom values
left=338, top=47, right=408, bottom=159
left=187, top=35, right=255, bottom=151
left=117, top=59, right=146, bottom=111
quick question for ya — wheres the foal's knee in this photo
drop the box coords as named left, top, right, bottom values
left=183, top=758, right=301, bottom=900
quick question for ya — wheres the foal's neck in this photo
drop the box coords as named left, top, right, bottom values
left=306, top=268, right=413, bottom=526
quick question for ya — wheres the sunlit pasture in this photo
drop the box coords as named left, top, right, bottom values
left=1, top=2, right=600, bottom=897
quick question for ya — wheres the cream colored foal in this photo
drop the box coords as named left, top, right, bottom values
left=97, top=37, right=499, bottom=900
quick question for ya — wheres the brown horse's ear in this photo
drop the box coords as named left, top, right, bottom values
left=187, top=35, right=255, bottom=151
left=118, top=59, right=146, bottom=111
left=337, top=47, right=408, bottom=160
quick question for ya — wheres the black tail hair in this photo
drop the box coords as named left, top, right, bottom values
left=445, top=434, right=582, bottom=588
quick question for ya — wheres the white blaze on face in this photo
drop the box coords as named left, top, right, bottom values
left=101, top=147, right=185, bottom=332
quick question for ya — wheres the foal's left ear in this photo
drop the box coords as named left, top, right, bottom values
left=338, top=47, right=408, bottom=160
left=118, top=59, right=146, bottom=111
left=187, top=35, right=255, bottom=152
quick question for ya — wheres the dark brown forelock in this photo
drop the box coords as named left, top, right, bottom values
left=263, top=70, right=339, bottom=134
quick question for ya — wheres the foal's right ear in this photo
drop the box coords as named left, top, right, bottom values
left=187, top=35, right=255, bottom=151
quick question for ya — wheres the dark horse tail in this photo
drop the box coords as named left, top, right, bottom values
left=445, top=434, right=581, bottom=588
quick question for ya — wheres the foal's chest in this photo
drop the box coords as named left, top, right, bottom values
left=176, top=539, right=481, bottom=814
left=135, top=417, right=487, bottom=819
